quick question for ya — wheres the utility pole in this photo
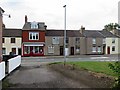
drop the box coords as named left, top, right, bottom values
left=63, top=5, right=66, bottom=65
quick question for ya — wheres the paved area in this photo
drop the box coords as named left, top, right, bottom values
left=5, top=59, right=89, bottom=88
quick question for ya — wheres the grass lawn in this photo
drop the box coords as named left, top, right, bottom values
left=66, top=61, right=117, bottom=77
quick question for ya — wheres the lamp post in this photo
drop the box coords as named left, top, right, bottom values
left=63, top=5, right=66, bottom=65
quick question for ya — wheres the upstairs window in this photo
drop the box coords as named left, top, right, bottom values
left=92, top=38, right=96, bottom=44
left=11, top=38, right=15, bottom=43
left=29, top=32, right=39, bottom=40
left=103, top=38, right=106, bottom=44
left=52, top=37, right=59, bottom=44
left=31, top=21, right=38, bottom=29
left=2, top=38, right=4, bottom=43
left=112, top=38, right=115, bottom=43
left=75, top=38, right=80, bottom=44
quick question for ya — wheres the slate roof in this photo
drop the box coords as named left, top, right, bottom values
left=3, top=28, right=22, bottom=37
left=99, top=29, right=119, bottom=38
left=46, top=29, right=84, bottom=37
left=82, top=30, right=105, bottom=38
left=117, top=29, right=120, bottom=36
left=22, top=22, right=46, bottom=30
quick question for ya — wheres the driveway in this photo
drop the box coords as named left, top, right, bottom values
left=5, top=58, right=89, bottom=88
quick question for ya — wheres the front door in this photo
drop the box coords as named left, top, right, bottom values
left=107, top=46, right=110, bottom=54
left=71, top=47, right=74, bottom=55
left=30, top=46, right=33, bottom=56
left=60, top=46, right=63, bottom=55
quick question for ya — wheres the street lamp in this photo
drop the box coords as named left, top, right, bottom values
left=63, top=5, right=66, bottom=65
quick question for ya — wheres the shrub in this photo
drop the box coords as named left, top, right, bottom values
left=108, top=61, right=120, bottom=89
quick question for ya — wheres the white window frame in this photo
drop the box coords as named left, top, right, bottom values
left=103, top=38, right=106, bottom=44
left=97, top=46, right=101, bottom=53
left=48, top=46, right=54, bottom=54
left=112, top=38, right=115, bottom=44
left=92, top=46, right=96, bottom=52
left=92, top=38, right=96, bottom=44
left=52, top=37, right=59, bottom=44
left=112, top=46, right=115, bottom=52
left=29, top=32, right=39, bottom=40
left=31, top=21, right=38, bottom=29
left=2, top=48, right=6, bottom=55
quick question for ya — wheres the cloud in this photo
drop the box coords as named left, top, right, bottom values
left=0, top=0, right=119, bottom=30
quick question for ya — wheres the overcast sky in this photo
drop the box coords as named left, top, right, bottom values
left=0, top=0, right=120, bottom=30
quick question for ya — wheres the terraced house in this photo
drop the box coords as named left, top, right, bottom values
left=2, top=15, right=120, bottom=57
left=2, top=28, right=22, bottom=55
left=80, top=27, right=106, bottom=55
left=22, top=16, right=47, bottom=56
left=99, top=29, right=120, bottom=54
left=45, top=29, right=86, bottom=56
left=0, top=7, right=4, bottom=61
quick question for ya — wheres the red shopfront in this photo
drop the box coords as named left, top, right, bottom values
left=23, top=43, right=44, bottom=56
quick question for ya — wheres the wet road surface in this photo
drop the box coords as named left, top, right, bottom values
left=5, top=60, right=89, bottom=88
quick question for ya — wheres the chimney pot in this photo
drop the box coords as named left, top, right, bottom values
left=25, top=15, right=27, bottom=23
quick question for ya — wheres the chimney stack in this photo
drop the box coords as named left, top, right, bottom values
left=80, top=25, right=85, bottom=34
left=25, top=15, right=28, bottom=23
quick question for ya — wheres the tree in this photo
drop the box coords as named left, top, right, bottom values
left=104, top=23, right=120, bottom=31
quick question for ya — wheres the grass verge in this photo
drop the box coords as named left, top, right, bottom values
left=66, top=61, right=117, bottom=77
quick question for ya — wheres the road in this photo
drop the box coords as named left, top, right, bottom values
left=22, top=55, right=119, bottom=63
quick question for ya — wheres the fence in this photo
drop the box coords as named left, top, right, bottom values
left=0, top=55, right=21, bottom=80
left=0, top=62, right=5, bottom=80
left=8, top=55, right=21, bottom=73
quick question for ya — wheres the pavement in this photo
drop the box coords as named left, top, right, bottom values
left=22, top=54, right=119, bottom=62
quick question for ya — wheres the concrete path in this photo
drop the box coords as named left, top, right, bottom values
left=5, top=59, right=89, bottom=88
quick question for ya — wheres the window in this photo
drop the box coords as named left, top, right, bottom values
left=112, top=46, right=115, bottom=51
left=92, top=38, right=96, bottom=44
left=75, top=38, right=80, bottom=44
left=103, top=38, right=106, bottom=44
left=112, top=38, right=115, bottom=43
left=2, top=38, right=4, bottom=43
left=98, top=46, right=101, bottom=53
left=66, top=37, right=69, bottom=43
left=92, top=46, right=96, bottom=52
left=48, top=46, right=54, bottom=54
left=52, top=37, right=59, bottom=44
left=24, top=46, right=30, bottom=54
left=11, top=38, right=15, bottom=43
left=75, top=45, right=80, bottom=54
left=29, top=32, right=39, bottom=40
left=2, top=48, right=6, bottom=54
left=31, top=21, right=38, bottom=29
left=12, top=48, right=16, bottom=54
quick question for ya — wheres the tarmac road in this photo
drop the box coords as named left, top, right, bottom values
left=5, top=60, right=89, bottom=88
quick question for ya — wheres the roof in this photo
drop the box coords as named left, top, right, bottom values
left=22, top=22, right=46, bottom=30
left=82, top=30, right=105, bottom=38
left=46, top=29, right=84, bottom=37
left=99, top=29, right=119, bottom=38
left=0, top=7, right=5, bottom=13
left=3, top=28, right=22, bottom=37
left=0, top=7, right=5, bottom=16
left=116, top=29, right=120, bottom=36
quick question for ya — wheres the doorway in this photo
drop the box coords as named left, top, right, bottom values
left=18, top=48, right=21, bottom=55
left=60, top=46, right=63, bottom=55
left=70, top=47, right=74, bottom=55
left=107, top=46, right=110, bottom=54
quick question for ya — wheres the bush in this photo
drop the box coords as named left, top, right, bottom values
left=108, top=61, right=120, bottom=89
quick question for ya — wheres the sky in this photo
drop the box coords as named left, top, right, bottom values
left=0, top=0, right=120, bottom=30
